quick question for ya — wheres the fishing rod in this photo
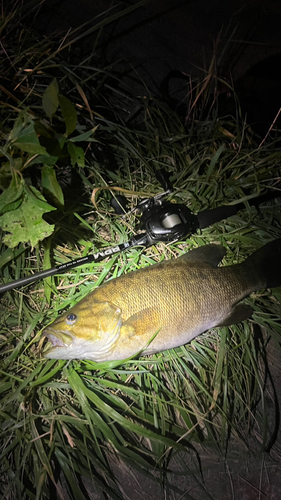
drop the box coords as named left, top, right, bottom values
left=0, top=171, right=279, bottom=293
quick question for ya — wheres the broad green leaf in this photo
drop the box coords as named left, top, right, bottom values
left=14, top=135, right=48, bottom=155
left=27, top=184, right=57, bottom=212
left=0, top=183, right=56, bottom=248
left=29, top=154, right=58, bottom=167
left=8, top=112, right=32, bottom=141
left=16, top=122, right=36, bottom=139
left=42, top=78, right=59, bottom=119
left=0, top=194, right=22, bottom=214
left=0, top=158, right=22, bottom=190
left=42, top=165, right=64, bottom=207
left=38, top=155, right=58, bottom=166
left=58, top=94, right=77, bottom=136
left=11, top=120, right=48, bottom=155
left=67, top=142, right=85, bottom=168
left=0, top=174, right=24, bottom=214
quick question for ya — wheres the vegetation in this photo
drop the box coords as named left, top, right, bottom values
left=0, top=1, right=281, bottom=499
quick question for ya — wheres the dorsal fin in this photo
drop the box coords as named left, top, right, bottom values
left=178, top=244, right=226, bottom=268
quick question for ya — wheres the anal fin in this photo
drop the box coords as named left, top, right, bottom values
left=217, top=304, right=253, bottom=327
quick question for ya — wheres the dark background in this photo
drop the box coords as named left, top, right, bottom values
left=37, top=0, right=281, bottom=136
left=41, top=0, right=281, bottom=86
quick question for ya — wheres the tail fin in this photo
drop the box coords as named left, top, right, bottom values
left=245, top=238, right=281, bottom=289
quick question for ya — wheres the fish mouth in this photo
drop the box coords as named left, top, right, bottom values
left=42, top=329, right=73, bottom=355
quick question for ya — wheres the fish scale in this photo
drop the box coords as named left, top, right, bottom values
left=42, top=239, right=281, bottom=362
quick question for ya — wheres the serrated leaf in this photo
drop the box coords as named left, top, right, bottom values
left=67, top=142, right=85, bottom=168
left=0, top=197, right=23, bottom=214
left=58, top=94, right=77, bottom=136
left=42, top=165, right=64, bottom=208
left=0, top=174, right=24, bottom=214
left=0, top=183, right=56, bottom=248
left=27, top=184, right=57, bottom=211
left=42, top=78, right=59, bottom=119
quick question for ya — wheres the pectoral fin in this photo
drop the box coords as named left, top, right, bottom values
left=217, top=304, right=253, bottom=327
left=121, top=307, right=162, bottom=339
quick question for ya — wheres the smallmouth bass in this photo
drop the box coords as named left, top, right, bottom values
left=42, top=238, right=281, bottom=362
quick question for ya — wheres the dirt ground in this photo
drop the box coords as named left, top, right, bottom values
left=83, top=338, right=281, bottom=500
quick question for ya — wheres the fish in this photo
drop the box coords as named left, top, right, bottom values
left=42, top=238, right=281, bottom=362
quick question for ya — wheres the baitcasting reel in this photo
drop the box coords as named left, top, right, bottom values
left=137, top=195, right=199, bottom=246
left=0, top=169, right=278, bottom=293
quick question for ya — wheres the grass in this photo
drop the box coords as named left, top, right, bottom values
left=1, top=2, right=281, bottom=499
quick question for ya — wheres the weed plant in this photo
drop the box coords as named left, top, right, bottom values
left=0, top=2, right=281, bottom=499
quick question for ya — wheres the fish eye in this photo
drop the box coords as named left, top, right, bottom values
left=66, top=313, right=77, bottom=325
